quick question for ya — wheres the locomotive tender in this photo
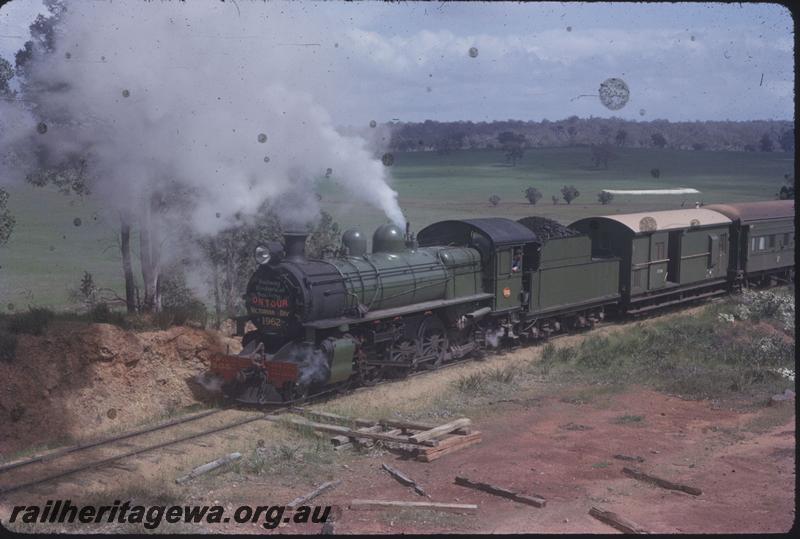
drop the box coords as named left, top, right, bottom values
left=208, top=200, right=794, bottom=404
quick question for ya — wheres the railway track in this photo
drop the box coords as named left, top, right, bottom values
left=0, top=407, right=273, bottom=497
left=0, top=356, right=488, bottom=497
left=0, top=296, right=728, bottom=497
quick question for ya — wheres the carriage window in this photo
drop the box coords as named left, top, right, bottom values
left=768, top=235, right=776, bottom=248
left=758, top=237, right=766, bottom=251
left=719, top=234, right=728, bottom=255
left=511, top=247, right=522, bottom=273
left=751, top=237, right=758, bottom=252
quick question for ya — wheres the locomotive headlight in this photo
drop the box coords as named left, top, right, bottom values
left=255, top=245, right=271, bottom=265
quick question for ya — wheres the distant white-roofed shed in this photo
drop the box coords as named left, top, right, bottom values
left=601, top=188, right=700, bottom=195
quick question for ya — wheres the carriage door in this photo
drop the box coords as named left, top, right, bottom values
left=666, top=231, right=682, bottom=284
left=648, top=232, right=669, bottom=289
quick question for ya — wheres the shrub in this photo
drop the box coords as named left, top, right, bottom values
left=78, top=271, right=98, bottom=306
left=486, top=366, right=516, bottom=384
left=731, top=289, right=794, bottom=331
left=153, top=301, right=208, bottom=330
left=524, top=187, right=542, bottom=205
left=454, top=366, right=517, bottom=395
left=489, top=194, right=501, bottom=206
left=7, top=307, right=55, bottom=335
left=160, top=268, right=208, bottom=328
left=560, top=185, right=580, bottom=204
left=536, top=307, right=795, bottom=400
left=89, top=303, right=127, bottom=326
left=455, top=372, right=486, bottom=394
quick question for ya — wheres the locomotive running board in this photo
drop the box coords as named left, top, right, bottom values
left=303, top=293, right=494, bottom=330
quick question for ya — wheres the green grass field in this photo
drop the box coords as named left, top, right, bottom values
left=0, top=146, right=793, bottom=310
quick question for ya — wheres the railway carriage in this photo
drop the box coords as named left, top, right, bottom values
left=570, top=209, right=733, bottom=314
left=704, top=200, right=795, bottom=286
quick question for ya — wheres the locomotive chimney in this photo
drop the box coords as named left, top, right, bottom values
left=405, top=220, right=418, bottom=249
left=284, top=231, right=308, bottom=262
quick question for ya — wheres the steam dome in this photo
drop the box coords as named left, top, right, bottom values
left=342, top=229, right=367, bottom=256
left=372, top=224, right=406, bottom=253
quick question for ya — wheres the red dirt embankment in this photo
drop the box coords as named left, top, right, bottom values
left=0, top=322, right=239, bottom=456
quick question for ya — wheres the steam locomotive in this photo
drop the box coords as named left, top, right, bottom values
left=207, top=200, right=795, bottom=404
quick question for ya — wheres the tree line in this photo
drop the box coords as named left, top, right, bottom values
left=383, top=117, right=794, bottom=154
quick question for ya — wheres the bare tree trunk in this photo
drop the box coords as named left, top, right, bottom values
left=139, top=196, right=162, bottom=312
left=224, top=238, right=237, bottom=316
left=119, top=213, right=136, bottom=313
left=210, top=242, right=223, bottom=329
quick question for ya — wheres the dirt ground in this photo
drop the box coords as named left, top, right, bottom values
left=191, top=386, right=794, bottom=535
left=0, top=321, right=240, bottom=456
left=0, top=312, right=794, bottom=534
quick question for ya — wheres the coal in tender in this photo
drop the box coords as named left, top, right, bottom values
left=517, top=216, right=580, bottom=242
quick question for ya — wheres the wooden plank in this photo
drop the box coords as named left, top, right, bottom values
left=613, top=454, right=645, bottom=463
left=265, top=415, right=436, bottom=447
left=288, top=480, right=341, bottom=510
left=291, top=408, right=470, bottom=435
left=357, top=428, right=403, bottom=448
left=293, top=408, right=373, bottom=428
left=175, top=452, right=242, bottom=485
left=416, top=435, right=482, bottom=462
left=408, top=418, right=472, bottom=444
left=333, top=428, right=404, bottom=451
left=349, top=499, right=478, bottom=514
left=589, top=506, right=648, bottom=534
left=382, top=463, right=429, bottom=497
left=381, top=419, right=469, bottom=435
left=622, top=467, right=702, bottom=496
left=331, top=425, right=383, bottom=446
left=454, top=476, right=545, bottom=508
left=420, top=431, right=482, bottom=452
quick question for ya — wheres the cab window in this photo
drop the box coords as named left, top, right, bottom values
left=498, top=250, right=511, bottom=274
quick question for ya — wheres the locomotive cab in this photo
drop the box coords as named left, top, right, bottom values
left=418, top=217, right=537, bottom=313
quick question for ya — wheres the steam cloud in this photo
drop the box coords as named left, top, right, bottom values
left=0, top=2, right=405, bottom=237
left=194, top=372, right=224, bottom=394
left=485, top=328, right=504, bottom=348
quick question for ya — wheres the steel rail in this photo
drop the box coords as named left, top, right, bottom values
left=0, top=408, right=223, bottom=474
left=0, top=412, right=273, bottom=496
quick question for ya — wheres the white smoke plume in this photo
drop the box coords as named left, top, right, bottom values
left=194, top=372, right=224, bottom=394
left=0, top=1, right=405, bottom=237
left=485, top=327, right=504, bottom=348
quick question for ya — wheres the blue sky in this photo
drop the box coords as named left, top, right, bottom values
left=0, top=1, right=794, bottom=123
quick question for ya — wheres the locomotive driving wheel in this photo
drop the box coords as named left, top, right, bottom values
left=417, top=315, right=449, bottom=370
left=384, top=338, right=416, bottom=379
